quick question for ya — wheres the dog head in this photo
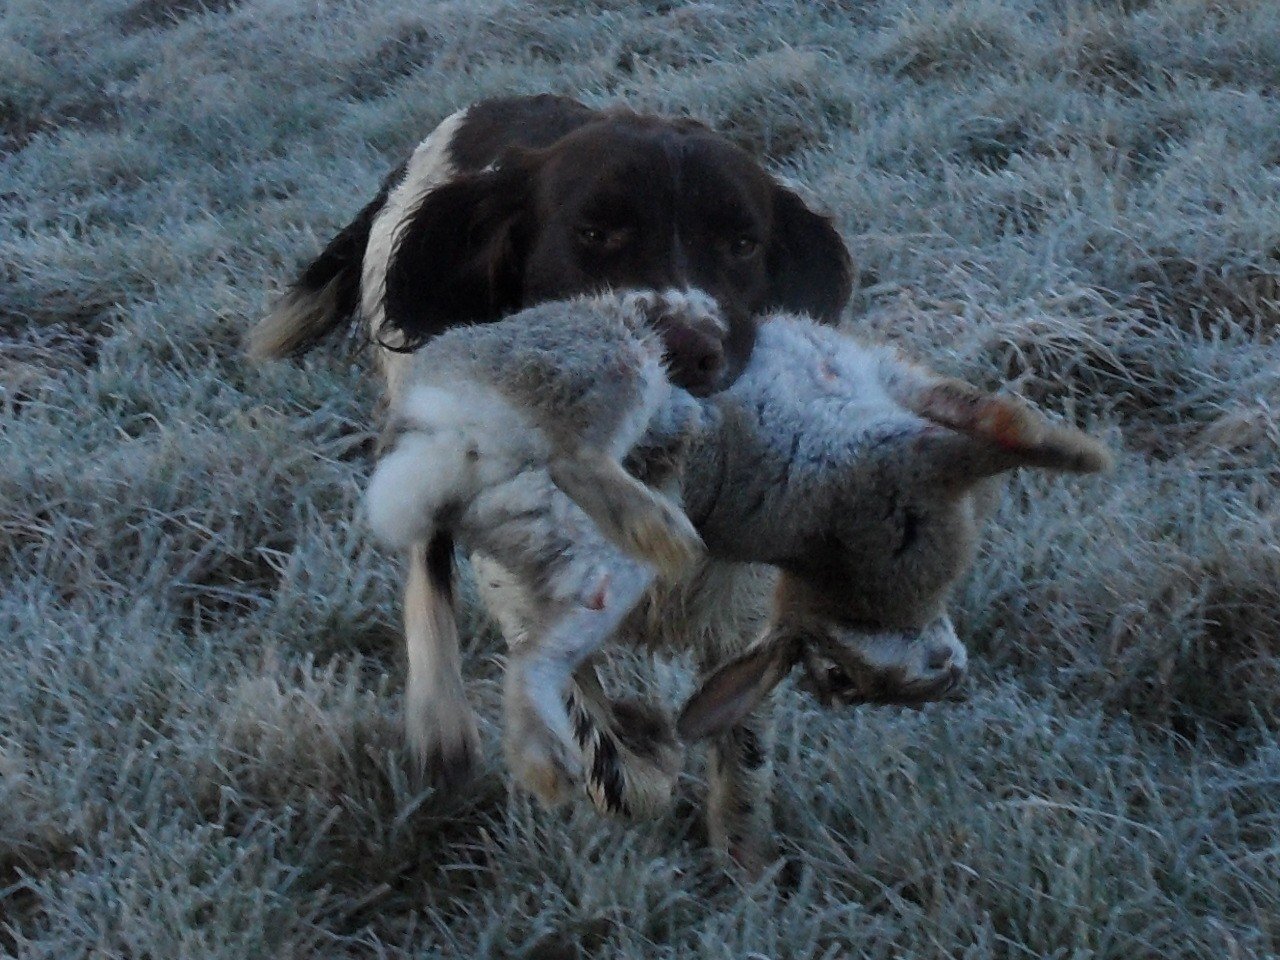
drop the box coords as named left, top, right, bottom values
left=375, top=102, right=853, bottom=386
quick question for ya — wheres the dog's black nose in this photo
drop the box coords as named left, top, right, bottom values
left=680, top=339, right=725, bottom=395
left=663, top=324, right=726, bottom=395
left=693, top=336, right=725, bottom=376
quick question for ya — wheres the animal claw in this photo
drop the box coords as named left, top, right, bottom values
left=619, top=499, right=704, bottom=579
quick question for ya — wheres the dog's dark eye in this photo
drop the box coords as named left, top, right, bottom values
left=577, top=225, right=626, bottom=252
left=728, top=236, right=759, bottom=259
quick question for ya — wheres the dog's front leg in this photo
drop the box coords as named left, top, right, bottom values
left=403, top=542, right=481, bottom=787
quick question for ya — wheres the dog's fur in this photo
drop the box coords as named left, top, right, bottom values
left=247, top=94, right=857, bottom=867
left=364, top=294, right=1112, bottom=863
left=247, top=94, right=853, bottom=385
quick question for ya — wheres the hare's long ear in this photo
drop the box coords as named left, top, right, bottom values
left=880, top=357, right=1112, bottom=485
left=677, top=632, right=797, bottom=742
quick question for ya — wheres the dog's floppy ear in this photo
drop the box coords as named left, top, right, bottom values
left=763, top=181, right=854, bottom=324
left=379, top=159, right=534, bottom=351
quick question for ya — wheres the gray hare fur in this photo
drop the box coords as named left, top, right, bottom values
left=364, top=290, right=1111, bottom=864
left=366, top=290, right=718, bottom=811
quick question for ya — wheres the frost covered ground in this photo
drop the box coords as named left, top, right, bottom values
left=2, top=0, right=1278, bottom=956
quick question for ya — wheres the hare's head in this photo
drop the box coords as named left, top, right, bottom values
left=678, top=351, right=1111, bottom=741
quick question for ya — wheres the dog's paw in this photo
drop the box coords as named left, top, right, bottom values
left=407, top=707, right=482, bottom=791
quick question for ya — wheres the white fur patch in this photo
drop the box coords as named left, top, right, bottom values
left=751, top=317, right=894, bottom=411
left=365, top=380, right=545, bottom=549
left=402, top=543, right=479, bottom=774
left=365, top=433, right=458, bottom=549
left=727, top=316, right=927, bottom=474
left=620, top=287, right=727, bottom=337
left=837, top=614, right=967, bottom=684
left=362, top=107, right=470, bottom=395
left=398, top=380, right=546, bottom=476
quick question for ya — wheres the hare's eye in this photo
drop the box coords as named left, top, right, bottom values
left=894, top=509, right=921, bottom=557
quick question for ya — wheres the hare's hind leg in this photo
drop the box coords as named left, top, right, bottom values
left=503, top=560, right=654, bottom=807
left=475, top=556, right=683, bottom=818
left=549, top=449, right=703, bottom=581
left=466, top=472, right=658, bottom=807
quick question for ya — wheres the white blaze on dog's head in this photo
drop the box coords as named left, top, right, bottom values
left=678, top=345, right=1112, bottom=741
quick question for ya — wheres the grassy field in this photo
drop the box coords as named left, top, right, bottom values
left=3, top=0, right=1279, bottom=955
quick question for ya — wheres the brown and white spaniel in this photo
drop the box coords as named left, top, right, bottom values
left=249, top=94, right=854, bottom=872
left=249, top=93, right=852, bottom=383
